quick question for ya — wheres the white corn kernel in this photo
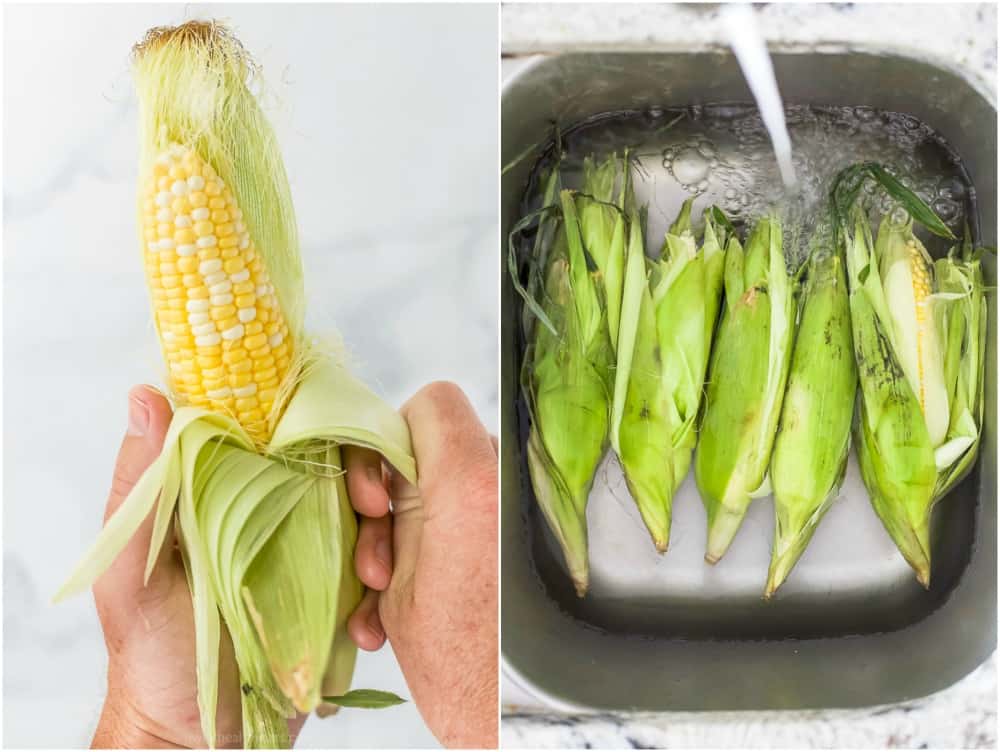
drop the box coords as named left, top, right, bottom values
left=187, top=175, right=206, bottom=191
left=158, top=238, right=176, bottom=251
left=209, top=279, right=233, bottom=295
left=171, top=180, right=189, bottom=196
left=157, top=208, right=174, bottom=223
left=192, top=207, right=210, bottom=221
left=204, top=271, right=227, bottom=286
left=211, top=293, right=234, bottom=306
left=196, top=332, right=222, bottom=347
left=192, top=321, right=216, bottom=336
left=233, top=383, right=258, bottom=398
left=221, top=323, right=245, bottom=341
left=207, top=387, right=232, bottom=400
left=269, top=332, right=284, bottom=348
left=199, top=259, right=223, bottom=275
left=188, top=312, right=210, bottom=325
left=231, top=269, right=250, bottom=283
left=197, top=235, right=218, bottom=248
left=177, top=244, right=197, bottom=257
left=238, top=308, right=256, bottom=323
left=155, top=191, right=172, bottom=207
left=186, top=299, right=210, bottom=312
left=175, top=215, right=193, bottom=228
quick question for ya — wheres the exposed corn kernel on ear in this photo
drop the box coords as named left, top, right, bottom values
left=695, top=215, right=796, bottom=564
left=876, top=216, right=950, bottom=447
left=767, top=242, right=857, bottom=598
left=134, top=21, right=303, bottom=442
left=844, top=205, right=936, bottom=587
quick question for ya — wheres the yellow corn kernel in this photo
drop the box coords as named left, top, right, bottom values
left=244, top=332, right=267, bottom=351
left=211, top=305, right=237, bottom=321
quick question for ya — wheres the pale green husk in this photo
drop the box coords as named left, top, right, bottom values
left=57, top=22, right=416, bottom=749
left=767, top=237, right=857, bottom=598
left=694, top=215, right=797, bottom=563
left=612, top=198, right=729, bottom=552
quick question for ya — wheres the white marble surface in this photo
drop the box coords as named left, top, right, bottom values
left=501, top=2, right=997, bottom=748
left=3, top=3, right=496, bottom=748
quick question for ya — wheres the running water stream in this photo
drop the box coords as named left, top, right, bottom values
left=723, top=3, right=798, bottom=191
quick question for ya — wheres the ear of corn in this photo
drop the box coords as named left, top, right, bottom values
left=611, top=198, right=729, bottom=552
left=834, top=158, right=990, bottom=588
left=844, top=203, right=938, bottom=586
left=767, top=240, right=857, bottom=597
left=654, top=204, right=728, bottom=489
left=56, top=22, right=416, bottom=748
left=515, top=165, right=615, bottom=596
left=695, top=215, right=796, bottom=563
left=611, top=208, right=674, bottom=550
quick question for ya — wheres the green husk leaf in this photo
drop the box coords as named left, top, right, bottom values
left=321, top=690, right=408, bottom=709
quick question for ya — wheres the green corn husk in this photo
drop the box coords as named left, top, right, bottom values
left=695, top=215, right=796, bottom=563
left=577, top=154, right=627, bottom=351
left=55, top=22, right=416, bottom=749
left=841, top=181, right=986, bottom=586
left=611, top=198, right=728, bottom=551
left=766, top=237, right=857, bottom=598
left=515, top=165, right=615, bottom=596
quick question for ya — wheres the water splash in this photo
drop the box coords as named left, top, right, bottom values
left=723, top=4, right=797, bottom=189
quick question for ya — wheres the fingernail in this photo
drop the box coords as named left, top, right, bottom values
left=367, top=610, right=384, bottom=641
left=128, top=394, right=150, bottom=437
left=375, top=537, right=392, bottom=571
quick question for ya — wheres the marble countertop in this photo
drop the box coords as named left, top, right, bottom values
left=501, top=2, right=997, bottom=748
left=4, top=3, right=496, bottom=748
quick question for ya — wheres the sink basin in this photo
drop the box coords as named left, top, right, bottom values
left=501, top=50, right=997, bottom=711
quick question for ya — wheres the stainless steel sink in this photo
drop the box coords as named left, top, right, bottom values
left=501, top=51, right=997, bottom=711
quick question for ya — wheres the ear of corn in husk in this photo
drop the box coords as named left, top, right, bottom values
left=611, top=198, right=729, bottom=552
left=838, top=165, right=986, bottom=586
left=513, top=158, right=616, bottom=597
left=54, top=22, right=416, bottom=749
left=766, top=229, right=857, bottom=598
left=695, top=214, right=796, bottom=563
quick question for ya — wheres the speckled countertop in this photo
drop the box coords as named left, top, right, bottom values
left=501, top=2, right=997, bottom=748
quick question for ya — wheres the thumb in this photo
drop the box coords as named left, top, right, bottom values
left=388, top=382, right=494, bottom=573
left=93, top=385, right=174, bottom=605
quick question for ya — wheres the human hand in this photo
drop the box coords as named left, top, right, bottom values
left=345, top=382, right=498, bottom=748
left=90, top=385, right=308, bottom=748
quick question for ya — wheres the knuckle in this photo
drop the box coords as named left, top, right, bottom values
left=417, top=380, right=467, bottom=413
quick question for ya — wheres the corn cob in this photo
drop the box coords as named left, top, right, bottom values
left=695, top=215, right=796, bottom=563
left=56, top=22, right=416, bottom=748
left=767, top=239, right=857, bottom=597
left=842, top=179, right=986, bottom=586
left=611, top=199, right=729, bottom=551
left=141, top=145, right=292, bottom=443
